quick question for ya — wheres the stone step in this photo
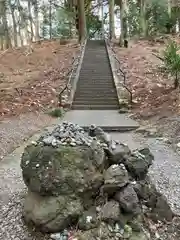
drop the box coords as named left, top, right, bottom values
left=76, top=85, right=115, bottom=89
left=72, top=40, right=118, bottom=110
left=75, top=87, right=116, bottom=91
left=77, top=82, right=113, bottom=85
left=62, top=110, right=139, bottom=132
left=74, top=97, right=118, bottom=101
left=74, top=93, right=117, bottom=98
left=78, top=79, right=113, bottom=82
left=79, top=76, right=112, bottom=79
left=71, top=104, right=119, bottom=110
left=79, top=71, right=112, bottom=75
left=74, top=92, right=117, bottom=97
left=73, top=100, right=119, bottom=105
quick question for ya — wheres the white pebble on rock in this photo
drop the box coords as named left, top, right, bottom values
left=50, top=233, right=61, bottom=240
left=176, top=142, right=180, bottom=148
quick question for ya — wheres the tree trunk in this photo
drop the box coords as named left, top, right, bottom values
left=167, top=0, right=171, bottom=18
left=0, top=36, right=3, bottom=50
left=178, top=18, right=180, bottom=32
left=119, top=0, right=128, bottom=46
left=49, top=0, right=52, bottom=39
left=109, top=0, right=115, bottom=39
left=9, top=1, right=18, bottom=47
left=101, top=0, right=104, bottom=38
left=17, top=0, right=31, bottom=46
left=67, top=1, right=74, bottom=38
left=33, top=0, right=40, bottom=41
left=139, top=0, right=147, bottom=37
left=28, top=0, right=34, bottom=41
left=14, top=9, right=23, bottom=46
left=0, top=0, right=11, bottom=49
left=78, top=0, right=87, bottom=42
left=18, top=27, right=23, bottom=46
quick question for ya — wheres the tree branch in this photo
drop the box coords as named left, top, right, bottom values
left=152, top=53, right=165, bottom=62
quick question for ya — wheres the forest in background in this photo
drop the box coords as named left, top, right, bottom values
left=0, top=0, right=102, bottom=49
left=1, top=0, right=180, bottom=50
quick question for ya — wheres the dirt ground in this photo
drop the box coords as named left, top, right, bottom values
left=0, top=39, right=79, bottom=120
left=114, top=35, right=180, bottom=142
left=1, top=37, right=180, bottom=240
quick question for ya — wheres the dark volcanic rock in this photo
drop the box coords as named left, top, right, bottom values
left=134, top=177, right=173, bottom=222
left=115, top=184, right=141, bottom=215
left=105, top=143, right=131, bottom=164
left=101, top=200, right=121, bottom=224
left=89, top=125, right=112, bottom=146
left=78, top=207, right=99, bottom=230
left=102, top=164, right=129, bottom=195
left=124, top=148, right=154, bottom=180
left=104, top=164, right=129, bottom=187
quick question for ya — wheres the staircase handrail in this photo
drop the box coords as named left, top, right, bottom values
left=104, top=34, right=133, bottom=103
left=58, top=38, right=87, bottom=106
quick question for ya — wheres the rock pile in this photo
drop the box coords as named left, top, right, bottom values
left=20, top=122, right=174, bottom=240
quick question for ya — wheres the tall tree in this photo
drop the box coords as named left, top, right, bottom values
left=32, top=0, right=40, bottom=41
left=78, top=0, right=87, bottom=42
left=139, top=0, right=147, bottom=37
left=9, top=0, right=18, bottom=47
left=0, top=0, right=11, bottom=49
left=119, top=0, right=128, bottom=46
left=109, top=0, right=115, bottom=39
left=17, top=0, right=31, bottom=47
left=27, top=0, right=34, bottom=41
left=49, top=0, right=52, bottom=39
left=167, top=0, right=171, bottom=18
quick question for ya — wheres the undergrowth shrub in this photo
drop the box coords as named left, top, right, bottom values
left=47, top=107, right=64, bottom=118
left=162, top=40, right=180, bottom=88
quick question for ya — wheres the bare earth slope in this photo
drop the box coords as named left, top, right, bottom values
left=0, top=40, right=79, bottom=120
left=114, top=38, right=179, bottom=119
left=114, top=36, right=180, bottom=142
left=0, top=40, right=79, bottom=158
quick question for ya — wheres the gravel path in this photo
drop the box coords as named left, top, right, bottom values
left=147, top=138, right=180, bottom=215
left=0, top=113, right=60, bottom=239
left=0, top=112, right=55, bottom=159
left=0, top=133, right=49, bottom=239
left=1, top=131, right=180, bottom=239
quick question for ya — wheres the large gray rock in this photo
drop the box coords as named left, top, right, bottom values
left=134, top=178, right=174, bottom=222
left=130, top=232, right=149, bottom=240
left=101, top=200, right=121, bottom=224
left=124, top=148, right=154, bottom=180
left=23, top=191, right=83, bottom=233
left=21, top=143, right=104, bottom=196
left=89, top=125, right=112, bottom=146
left=102, top=164, right=129, bottom=195
left=78, top=207, right=99, bottom=230
left=152, top=194, right=174, bottom=222
left=75, top=222, right=111, bottom=240
left=133, top=177, right=157, bottom=205
left=104, top=164, right=129, bottom=186
left=115, top=184, right=141, bottom=215
left=105, top=143, right=131, bottom=164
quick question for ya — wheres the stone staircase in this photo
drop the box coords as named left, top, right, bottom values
left=63, top=39, right=139, bottom=132
left=72, top=40, right=119, bottom=110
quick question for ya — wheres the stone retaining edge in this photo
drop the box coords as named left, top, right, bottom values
left=68, top=39, right=87, bottom=107
left=105, top=41, right=130, bottom=108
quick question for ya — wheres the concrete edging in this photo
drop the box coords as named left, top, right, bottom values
left=105, top=40, right=130, bottom=107
left=68, top=39, right=87, bottom=107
